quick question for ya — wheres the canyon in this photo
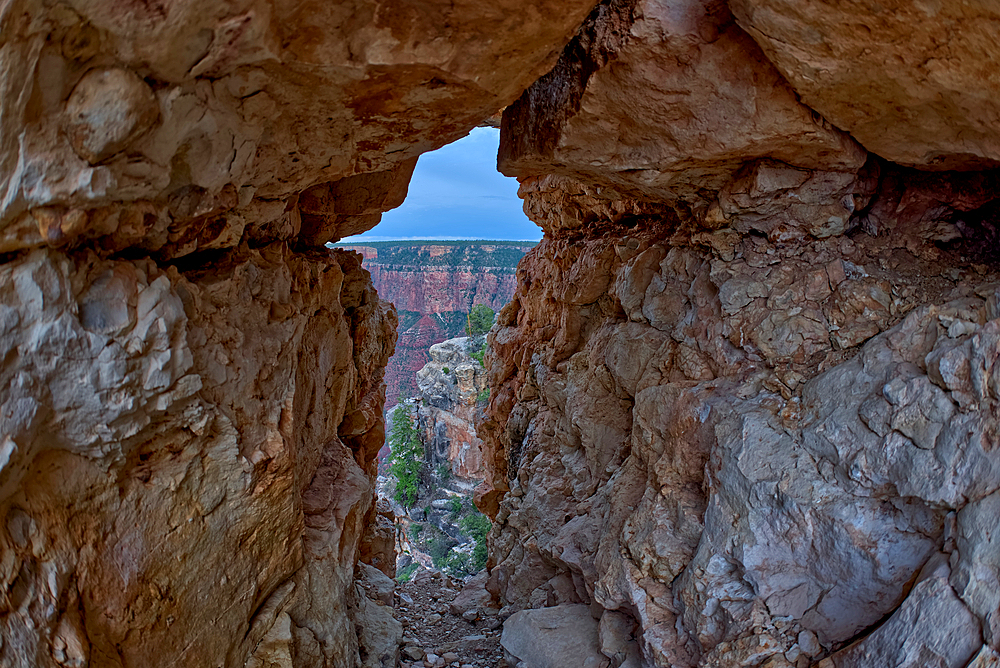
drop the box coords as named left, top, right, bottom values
left=1, top=1, right=999, bottom=668
left=338, top=242, right=531, bottom=400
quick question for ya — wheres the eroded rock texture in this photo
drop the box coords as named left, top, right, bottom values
left=481, top=1, right=1000, bottom=667
left=416, top=337, right=490, bottom=481
left=0, top=0, right=596, bottom=666
left=1, top=245, right=395, bottom=667
left=482, top=172, right=1000, bottom=668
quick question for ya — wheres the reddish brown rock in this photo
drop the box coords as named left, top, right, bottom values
left=342, top=242, right=532, bottom=399
left=500, top=0, right=866, bottom=215
left=731, top=0, right=1000, bottom=170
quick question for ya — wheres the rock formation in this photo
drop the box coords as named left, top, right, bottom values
left=479, top=1, right=1000, bottom=667
left=0, top=1, right=592, bottom=666
left=3, top=0, right=1000, bottom=667
left=416, top=337, right=489, bottom=481
left=340, top=243, right=532, bottom=399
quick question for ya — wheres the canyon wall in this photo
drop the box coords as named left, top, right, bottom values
left=340, top=243, right=532, bottom=399
left=4, top=0, right=1000, bottom=667
left=479, top=1, right=1000, bottom=667
left=416, top=337, right=489, bottom=481
left=0, top=1, right=596, bottom=666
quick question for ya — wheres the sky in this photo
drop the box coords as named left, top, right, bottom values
left=340, top=127, right=543, bottom=242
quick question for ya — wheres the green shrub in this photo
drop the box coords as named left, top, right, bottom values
left=476, top=387, right=490, bottom=404
left=396, top=564, right=418, bottom=582
left=410, top=523, right=423, bottom=539
left=470, top=341, right=487, bottom=367
left=435, top=463, right=452, bottom=481
left=466, top=304, right=495, bottom=336
left=460, top=511, right=492, bottom=572
left=442, top=366, right=450, bottom=374
left=387, top=404, right=425, bottom=508
left=427, top=538, right=452, bottom=568
left=448, top=497, right=463, bottom=513
left=442, top=551, right=477, bottom=579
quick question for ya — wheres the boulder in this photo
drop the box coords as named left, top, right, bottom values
left=501, top=604, right=609, bottom=668
left=731, top=0, right=1000, bottom=169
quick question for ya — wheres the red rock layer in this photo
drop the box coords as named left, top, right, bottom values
left=341, top=243, right=533, bottom=399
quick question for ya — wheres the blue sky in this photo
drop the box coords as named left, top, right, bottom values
left=341, top=127, right=542, bottom=242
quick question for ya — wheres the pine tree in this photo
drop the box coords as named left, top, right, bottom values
left=387, top=404, right=424, bottom=508
left=465, top=304, right=495, bottom=336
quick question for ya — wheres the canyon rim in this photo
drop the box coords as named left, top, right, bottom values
left=1, top=1, right=999, bottom=668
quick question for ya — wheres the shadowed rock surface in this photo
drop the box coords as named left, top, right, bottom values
left=3, top=0, right=1000, bottom=667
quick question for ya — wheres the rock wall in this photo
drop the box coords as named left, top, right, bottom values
left=480, top=1, right=1000, bottom=667
left=416, top=337, right=489, bottom=481
left=5, top=0, right=1000, bottom=666
left=341, top=243, right=532, bottom=399
left=0, top=1, right=595, bottom=666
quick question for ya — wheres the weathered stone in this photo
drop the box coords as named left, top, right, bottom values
left=0, top=0, right=599, bottom=248
left=501, top=605, right=609, bottom=668
left=500, top=0, right=866, bottom=213
left=451, top=571, right=496, bottom=617
left=416, top=337, right=490, bottom=480
left=731, top=0, right=1000, bottom=169
left=820, top=555, right=981, bottom=668
left=64, top=67, right=160, bottom=164
left=353, top=582, right=404, bottom=668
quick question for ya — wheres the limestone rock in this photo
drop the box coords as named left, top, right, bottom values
left=731, top=0, right=1000, bottom=169
left=353, top=582, right=404, bottom=668
left=64, top=67, right=160, bottom=164
left=0, top=0, right=599, bottom=250
left=480, top=176, right=1000, bottom=667
left=500, top=0, right=866, bottom=213
left=501, top=604, right=609, bottom=668
left=0, top=245, right=395, bottom=668
left=450, top=571, right=496, bottom=617
left=416, top=337, right=490, bottom=480
left=357, top=561, right=396, bottom=607
left=819, top=555, right=981, bottom=668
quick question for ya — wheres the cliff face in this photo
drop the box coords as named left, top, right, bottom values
left=340, top=243, right=533, bottom=399
left=4, top=0, right=1000, bottom=667
left=0, top=1, right=594, bottom=666
left=479, top=1, right=1000, bottom=667
left=416, top=337, right=489, bottom=481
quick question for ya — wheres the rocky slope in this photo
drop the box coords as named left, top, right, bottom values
left=478, top=1, right=1000, bottom=667
left=340, top=243, right=533, bottom=399
left=416, top=337, right=489, bottom=481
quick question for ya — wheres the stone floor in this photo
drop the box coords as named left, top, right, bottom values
left=394, top=569, right=507, bottom=668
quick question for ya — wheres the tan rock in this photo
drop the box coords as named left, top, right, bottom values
left=0, top=246, right=395, bottom=668
left=731, top=0, right=1000, bottom=169
left=0, top=0, right=598, bottom=248
left=500, top=0, right=866, bottom=212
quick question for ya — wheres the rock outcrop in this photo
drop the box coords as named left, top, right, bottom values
left=416, top=337, right=489, bottom=481
left=479, top=1, right=1000, bottom=667
left=5, top=0, right=1000, bottom=666
left=0, top=1, right=594, bottom=666
left=1, top=245, right=396, bottom=667
left=341, top=243, right=532, bottom=399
